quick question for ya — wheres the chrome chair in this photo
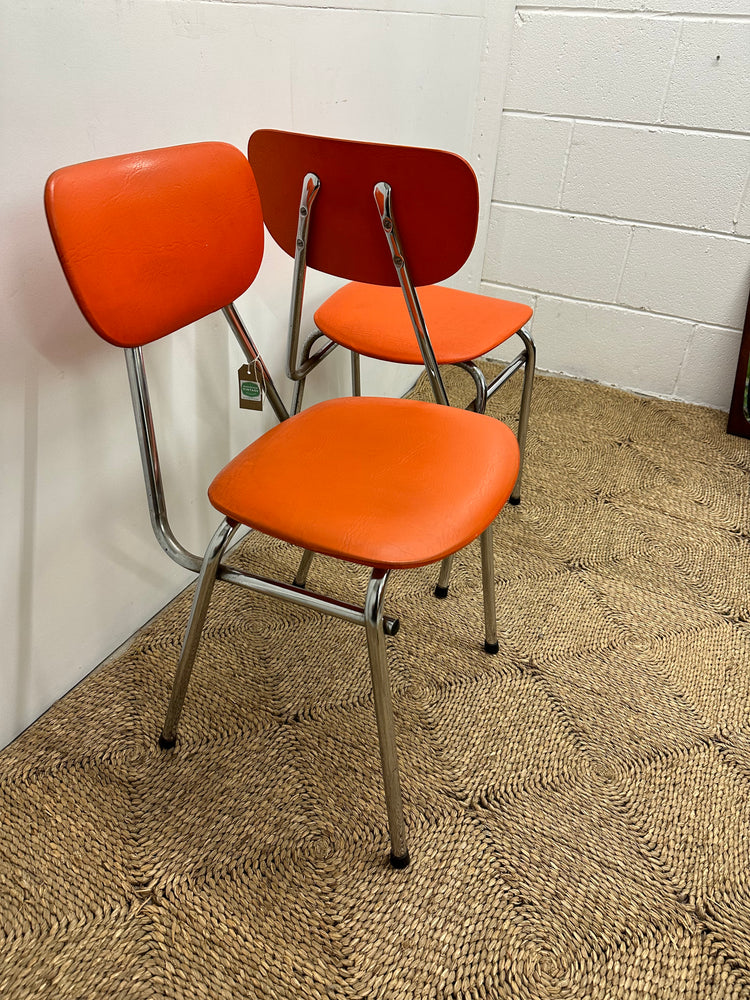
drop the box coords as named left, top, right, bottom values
left=45, top=141, right=521, bottom=867
left=247, top=129, right=535, bottom=596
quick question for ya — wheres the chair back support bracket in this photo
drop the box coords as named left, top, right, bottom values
left=222, top=303, right=290, bottom=423
left=455, top=360, right=488, bottom=415
left=287, top=171, right=320, bottom=382
left=373, top=182, right=449, bottom=407
left=125, top=347, right=204, bottom=573
left=286, top=172, right=342, bottom=414
left=290, top=330, right=339, bottom=415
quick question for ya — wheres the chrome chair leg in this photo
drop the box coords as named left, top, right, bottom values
left=434, top=555, right=453, bottom=599
left=456, top=359, right=488, bottom=415
left=479, top=525, right=499, bottom=655
left=293, top=548, right=316, bottom=588
left=433, top=360, right=488, bottom=601
left=364, top=567, right=409, bottom=868
left=291, top=376, right=306, bottom=416
left=351, top=351, right=362, bottom=396
left=510, top=329, right=536, bottom=505
left=159, top=518, right=239, bottom=748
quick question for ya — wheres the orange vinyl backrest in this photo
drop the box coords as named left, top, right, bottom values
left=45, top=142, right=265, bottom=348
left=247, top=130, right=479, bottom=288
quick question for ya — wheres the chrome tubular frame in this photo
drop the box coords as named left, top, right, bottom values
left=290, top=327, right=342, bottom=580
left=126, top=343, right=399, bottom=623
left=451, top=330, right=535, bottom=505
left=507, top=329, right=535, bottom=504
left=217, top=561, right=400, bottom=638
left=374, top=180, right=454, bottom=596
left=222, top=303, right=290, bottom=423
left=158, top=523, right=406, bottom=747
left=287, top=172, right=320, bottom=381
left=373, top=181, right=449, bottom=407
left=479, top=526, right=499, bottom=655
left=160, top=517, right=240, bottom=746
left=364, top=568, right=409, bottom=867
left=351, top=351, right=362, bottom=397
left=377, top=184, right=535, bottom=505
left=125, top=344, right=401, bottom=692
left=291, top=330, right=338, bottom=416
left=286, top=172, right=340, bottom=417
left=125, top=348, right=203, bottom=573
left=485, top=349, right=525, bottom=400
left=481, top=328, right=536, bottom=505
left=455, top=360, right=488, bottom=415
left=434, top=554, right=453, bottom=600
left=293, top=548, right=315, bottom=588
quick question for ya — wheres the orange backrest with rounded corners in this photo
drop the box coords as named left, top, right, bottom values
left=45, top=142, right=265, bottom=348
left=247, top=130, right=479, bottom=288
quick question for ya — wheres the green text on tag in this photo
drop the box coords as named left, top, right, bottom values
left=238, top=362, right=264, bottom=411
left=241, top=380, right=261, bottom=400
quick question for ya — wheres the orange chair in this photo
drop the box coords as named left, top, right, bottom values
left=247, top=129, right=535, bottom=596
left=45, top=141, right=520, bottom=867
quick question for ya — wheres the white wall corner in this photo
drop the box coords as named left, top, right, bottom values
left=461, top=1, right=517, bottom=292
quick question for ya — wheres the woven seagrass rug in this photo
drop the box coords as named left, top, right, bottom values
left=2, top=363, right=750, bottom=999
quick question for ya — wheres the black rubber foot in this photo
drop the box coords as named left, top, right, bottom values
left=508, top=496, right=521, bottom=506
left=390, top=850, right=410, bottom=869
left=158, top=734, right=176, bottom=750
left=484, top=641, right=500, bottom=655
left=434, top=585, right=449, bottom=599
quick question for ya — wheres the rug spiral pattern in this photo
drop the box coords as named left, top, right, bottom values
left=2, top=364, right=749, bottom=998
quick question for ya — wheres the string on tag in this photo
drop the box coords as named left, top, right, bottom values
left=237, top=360, right=264, bottom=411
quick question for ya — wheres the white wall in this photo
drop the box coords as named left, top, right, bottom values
left=482, top=1, right=750, bottom=409
left=0, top=0, right=512, bottom=747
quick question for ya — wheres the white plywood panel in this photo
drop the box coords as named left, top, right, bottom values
left=288, top=8, right=482, bottom=152
left=1, top=0, right=490, bottom=744
left=0, top=363, right=26, bottom=748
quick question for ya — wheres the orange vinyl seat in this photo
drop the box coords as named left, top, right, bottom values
left=247, top=129, right=536, bottom=599
left=210, top=396, right=519, bottom=569
left=315, top=282, right=532, bottom=366
left=45, top=140, right=520, bottom=869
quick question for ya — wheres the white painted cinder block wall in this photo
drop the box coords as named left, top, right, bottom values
left=483, top=1, right=750, bottom=409
left=0, top=0, right=514, bottom=748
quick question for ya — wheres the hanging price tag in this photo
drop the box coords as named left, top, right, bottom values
left=238, top=361, right=264, bottom=411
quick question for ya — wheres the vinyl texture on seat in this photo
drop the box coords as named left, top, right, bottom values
left=209, top=396, right=520, bottom=569
left=44, top=142, right=264, bottom=348
left=315, top=283, right=533, bottom=366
